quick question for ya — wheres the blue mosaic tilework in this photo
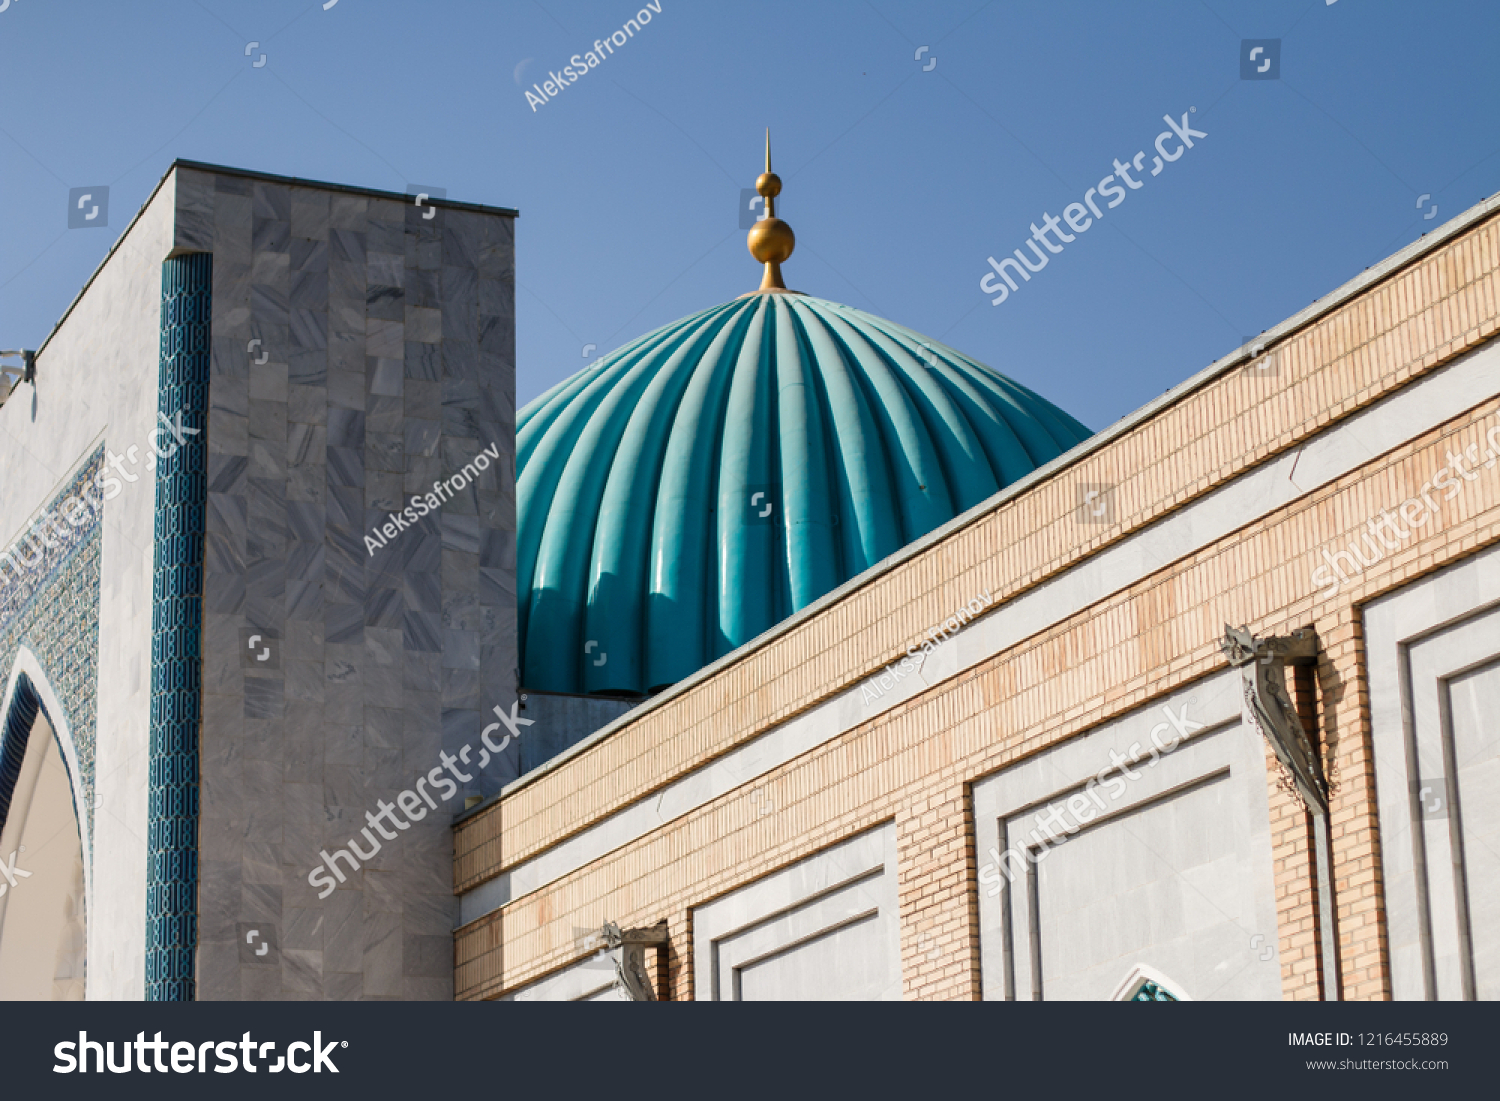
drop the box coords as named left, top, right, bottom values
left=0, top=446, right=104, bottom=860
left=145, top=253, right=211, bottom=1002
left=1131, top=980, right=1180, bottom=1001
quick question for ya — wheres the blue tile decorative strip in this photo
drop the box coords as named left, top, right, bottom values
left=145, top=253, right=211, bottom=1002
left=0, top=447, right=104, bottom=862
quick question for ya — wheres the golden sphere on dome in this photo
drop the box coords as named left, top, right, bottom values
left=755, top=171, right=782, bottom=198
left=748, top=216, right=795, bottom=264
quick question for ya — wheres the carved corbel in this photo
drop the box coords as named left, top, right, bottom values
left=1221, top=625, right=1326, bottom=813
left=597, top=920, right=668, bottom=1002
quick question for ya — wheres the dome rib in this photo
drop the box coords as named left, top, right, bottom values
left=519, top=294, right=1093, bottom=696
left=786, top=305, right=855, bottom=585
left=788, top=302, right=904, bottom=572
left=644, top=303, right=757, bottom=690
left=773, top=300, right=840, bottom=612
left=993, top=372, right=1093, bottom=453
left=824, top=306, right=1000, bottom=515
left=801, top=300, right=954, bottom=544
left=582, top=307, right=732, bottom=693
left=862, top=315, right=1074, bottom=468
left=853, top=315, right=1040, bottom=486
left=516, top=319, right=696, bottom=651
left=716, top=297, right=780, bottom=657
left=518, top=303, right=736, bottom=463
left=524, top=337, right=680, bottom=687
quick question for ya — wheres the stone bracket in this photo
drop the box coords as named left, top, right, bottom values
left=1221, top=624, right=1327, bottom=813
left=597, top=920, right=667, bottom=1002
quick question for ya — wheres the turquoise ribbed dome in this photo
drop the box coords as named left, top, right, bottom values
left=517, top=293, right=1091, bottom=696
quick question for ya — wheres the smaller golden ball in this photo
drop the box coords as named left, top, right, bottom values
left=755, top=172, right=782, bottom=198
left=748, top=217, right=795, bottom=264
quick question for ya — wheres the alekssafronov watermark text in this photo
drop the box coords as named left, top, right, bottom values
left=979, top=109, right=1206, bottom=306
left=524, top=1, right=662, bottom=112
left=364, top=442, right=501, bottom=557
left=862, top=588, right=994, bottom=704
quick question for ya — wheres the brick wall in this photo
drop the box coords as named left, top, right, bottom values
left=454, top=206, right=1500, bottom=1000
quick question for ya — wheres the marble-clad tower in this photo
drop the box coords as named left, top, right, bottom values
left=0, top=161, right=519, bottom=1000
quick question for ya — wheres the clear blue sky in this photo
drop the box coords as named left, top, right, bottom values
left=2, top=0, right=1497, bottom=431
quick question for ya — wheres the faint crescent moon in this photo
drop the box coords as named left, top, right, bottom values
left=514, top=58, right=534, bottom=86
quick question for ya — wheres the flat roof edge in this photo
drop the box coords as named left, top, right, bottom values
left=170, top=159, right=520, bottom=217
left=33, top=160, right=518, bottom=361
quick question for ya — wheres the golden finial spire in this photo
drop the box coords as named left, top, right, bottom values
left=762, top=128, right=775, bottom=218
left=747, top=127, right=796, bottom=293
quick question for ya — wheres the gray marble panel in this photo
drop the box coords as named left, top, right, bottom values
left=328, top=369, right=365, bottom=411
left=441, top=666, right=480, bottom=711
left=403, top=380, right=441, bottom=422
left=327, top=447, right=365, bottom=489
left=249, top=250, right=290, bottom=291
left=330, top=194, right=367, bottom=228
left=406, top=270, right=440, bottom=309
left=248, top=399, right=288, bottom=444
left=175, top=170, right=217, bottom=251
left=290, top=192, right=330, bottom=240
left=405, top=342, right=441, bottom=382
left=253, top=183, right=291, bottom=220
left=367, top=318, right=405, bottom=358
left=292, top=237, right=328, bottom=273
left=249, top=362, right=291, bottom=404
left=366, top=222, right=404, bottom=255
left=404, top=568, right=442, bottom=615
left=443, top=338, right=479, bottom=381
left=330, top=330, right=365, bottom=374
left=253, top=218, right=290, bottom=255
left=403, top=610, right=442, bottom=653
left=288, top=384, right=329, bottom=426
left=405, top=306, right=442, bottom=344
left=365, top=400, right=402, bottom=444
left=405, top=419, right=439, bottom=459
left=331, top=227, right=367, bottom=264
left=366, top=586, right=403, bottom=629
left=195, top=169, right=514, bottom=1000
left=363, top=911, right=403, bottom=997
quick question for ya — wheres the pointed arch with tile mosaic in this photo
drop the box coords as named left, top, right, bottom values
left=0, top=445, right=105, bottom=866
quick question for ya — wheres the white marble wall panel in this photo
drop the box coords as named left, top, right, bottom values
left=0, top=177, right=177, bottom=998
left=972, top=673, right=1282, bottom=1001
left=1448, top=660, right=1500, bottom=998
left=1366, top=542, right=1500, bottom=1000
left=505, top=950, right=628, bottom=1002
left=691, top=823, right=900, bottom=1001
